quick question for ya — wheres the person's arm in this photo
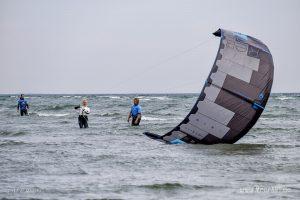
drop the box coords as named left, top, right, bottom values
left=127, top=111, right=131, bottom=122
left=17, top=101, right=20, bottom=111
left=134, top=106, right=142, bottom=124
left=134, top=113, right=141, bottom=124
left=74, top=105, right=80, bottom=109
left=26, top=101, right=29, bottom=109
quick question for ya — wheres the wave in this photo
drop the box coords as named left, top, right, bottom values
left=59, top=120, right=70, bottom=124
left=136, top=96, right=170, bottom=101
left=0, top=140, right=26, bottom=147
left=142, top=116, right=182, bottom=121
left=137, top=183, right=222, bottom=190
left=0, top=108, right=7, bottom=112
left=61, top=95, right=82, bottom=98
left=8, top=105, right=18, bottom=109
left=151, top=96, right=170, bottom=101
left=101, top=96, right=122, bottom=99
left=147, top=107, right=170, bottom=113
left=141, top=98, right=151, bottom=101
left=110, top=96, right=121, bottom=99
left=37, top=113, right=70, bottom=117
left=140, top=183, right=185, bottom=190
left=0, top=97, right=8, bottom=101
left=136, top=96, right=151, bottom=101
left=9, top=95, right=42, bottom=99
left=0, top=130, right=27, bottom=136
left=137, top=97, right=151, bottom=101
left=99, top=112, right=121, bottom=117
left=275, top=96, right=296, bottom=101
left=160, top=113, right=176, bottom=116
left=142, top=116, right=167, bottom=121
left=262, top=113, right=299, bottom=119
left=40, top=104, right=76, bottom=111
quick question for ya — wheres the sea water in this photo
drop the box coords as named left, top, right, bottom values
left=0, top=94, right=299, bottom=199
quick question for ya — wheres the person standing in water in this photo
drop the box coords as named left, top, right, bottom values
left=127, top=98, right=142, bottom=126
left=75, top=99, right=90, bottom=128
left=17, top=94, right=29, bottom=116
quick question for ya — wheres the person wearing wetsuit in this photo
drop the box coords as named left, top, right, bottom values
left=75, top=99, right=90, bottom=128
left=127, top=98, right=142, bottom=126
left=17, top=94, right=29, bottom=116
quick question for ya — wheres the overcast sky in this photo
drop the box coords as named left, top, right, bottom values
left=0, top=0, right=299, bottom=94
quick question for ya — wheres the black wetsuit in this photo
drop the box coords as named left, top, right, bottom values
left=131, top=116, right=141, bottom=126
left=78, top=115, right=88, bottom=128
left=75, top=105, right=90, bottom=128
left=20, top=109, right=28, bottom=116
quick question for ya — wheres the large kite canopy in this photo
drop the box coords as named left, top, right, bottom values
left=144, top=28, right=274, bottom=144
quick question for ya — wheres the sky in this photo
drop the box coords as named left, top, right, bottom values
left=0, top=0, right=299, bottom=94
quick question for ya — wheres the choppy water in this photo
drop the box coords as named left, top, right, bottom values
left=0, top=93, right=299, bottom=199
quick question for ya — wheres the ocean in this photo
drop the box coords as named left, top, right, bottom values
left=0, top=93, right=299, bottom=199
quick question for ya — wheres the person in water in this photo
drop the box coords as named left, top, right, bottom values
left=17, top=94, right=29, bottom=116
left=74, top=99, right=90, bottom=128
left=127, top=98, right=142, bottom=126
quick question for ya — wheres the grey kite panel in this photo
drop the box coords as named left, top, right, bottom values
left=144, top=28, right=274, bottom=144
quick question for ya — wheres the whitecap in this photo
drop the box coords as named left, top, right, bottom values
left=151, top=96, right=170, bottom=101
left=142, top=116, right=167, bottom=121
left=37, top=113, right=69, bottom=117
left=137, top=97, right=151, bottom=101
left=276, top=96, right=295, bottom=101
left=27, top=96, right=40, bottom=99
left=142, top=116, right=182, bottom=121
left=109, top=96, right=121, bottom=99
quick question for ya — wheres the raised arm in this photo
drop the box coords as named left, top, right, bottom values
left=74, top=105, right=80, bottom=109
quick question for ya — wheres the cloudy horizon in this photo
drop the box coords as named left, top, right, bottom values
left=1, top=0, right=299, bottom=94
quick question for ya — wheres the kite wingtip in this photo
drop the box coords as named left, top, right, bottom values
left=213, top=28, right=222, bottom=37
left=143, top=132, right=163, bottom=140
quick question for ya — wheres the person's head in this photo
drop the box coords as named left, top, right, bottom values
left=20, top=94, right=24, bottom=100
left=82, top=99, right=88, bottom=106
left=133, top=98, right=139, bottom=105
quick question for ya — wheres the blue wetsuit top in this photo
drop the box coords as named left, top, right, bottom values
left=131, top=105, right=141, bottom=117
left=18, top=99, right=28, bottom=110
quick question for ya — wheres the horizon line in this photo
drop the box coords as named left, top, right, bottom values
left=0, top=92, right=299, bottom=95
